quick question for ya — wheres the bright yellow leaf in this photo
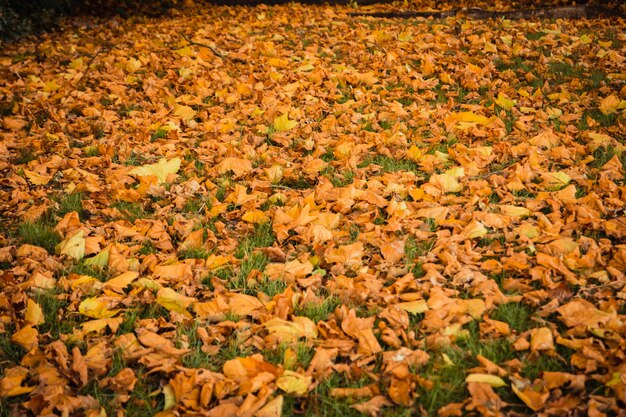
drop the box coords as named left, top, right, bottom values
left=273, top=113, right=298, bottom=132
left=78, top=297, right=120, bottom=319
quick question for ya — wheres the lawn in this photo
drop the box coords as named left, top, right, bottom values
left=0, top=1, right=624, bottom=416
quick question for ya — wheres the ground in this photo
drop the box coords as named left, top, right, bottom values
left=0, top=1, right=625, bottom=416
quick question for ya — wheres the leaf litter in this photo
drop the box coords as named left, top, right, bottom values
left=0, top=0, right=625, bottom=416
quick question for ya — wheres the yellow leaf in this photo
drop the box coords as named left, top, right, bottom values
left=398, top=31, right=413, bottom=42
left=79, top=297, right=120, bottom=319
left=173, top=104, right=196, bottom=121
left=406, top=145, right=422, bottom=162
left=276, top=371, right=312, bottom=395
left=449, top=111, right=490, bottom=127
left=84, top=248, right=110, bottom=269
left=129, top=158, right=181, bottom=184
left=599, top=95, right=619, bottom=115
left=529, top=327, right=554, bottom=352
left=229, top=293, right=264, bottom=316
left=69, top=57, right=83, bottom=69
left=541, top=171, right=570, bottom=191
left=56, top=230, right=86, bottom=260
left=217, top=157, right=253, bottom=176
left=495, top=93, right=516, bottom=110
left=500, top=205, right=530, bottom=217
left=273, top=113, right=298, bottom=132
left=24, top=299, right=45, bottom=326
left=23, top=169, right=52, bottom=186
left=43, top=80, right=60, bottom=93
left=396, top=300, right=428, bottom=314
left=428, top=167, right=465, bottom=193
left=465, top=374, right=506, bottom=387
left=163, top=383, right=176, bottom=410
left=103, top=271, right=139, bottom=293
left=125, top=57, right=142, bottom=73
left=156, top=288, right=196, bottom=314
left=11, top=326, right=38, bottom=350
left=264, top=316, right=318, bottom=342
left=517, top=223, right=540, bottom=239
left=242, top=209, right=269, bottom=224
left=256, top=395, right=284, bottom=417
left=82, top=317, right=123, bottom=334
left=462, top=220, right=488, bottom=239
left=268, top=57, right=289, bottom=68
left=0, top=367, right=36, bottom=397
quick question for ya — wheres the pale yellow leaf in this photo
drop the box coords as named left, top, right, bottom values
left=129, top=158, right=181, bottom=184
left=465, top=374, right=506, bottom=387
left=56, top=230, right=86, bottom=260
left=276, top=371, right=312, bottom=395
left=156, top=288, right=196, bottom=314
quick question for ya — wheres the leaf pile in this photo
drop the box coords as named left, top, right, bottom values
left=0, top=1, right=625, bottom=416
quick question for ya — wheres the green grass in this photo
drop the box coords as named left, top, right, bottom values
left=111, top=202, right=152, bottom=221
left=179, top=322, right=253, bottom=371
left=65, top=260, right=109, bottom=281
left=33, top=289, right=83, bottom=340
left=522, top=354, right=569, bottom=380
left=591, top=145, right=625, bottom=171
left=294, top=295, right=342, bottom=323
left=0, top=325, right=25, bottom=373
left=117, top=303, right=170, bottom=335
left=55, top=193, right=84, bottom=219
left=578, top=108, right=618, bottom=130
left=416, top=354, right=468, bottom=416
left=182, top=196, right=211, bottom=215
left=12, top=147, right=37, bottom=165
left=138, top=240, right=158, bottom=256
left=490, top=303, right=534, bottom=333
left=359, top=155, right=421, bottom=175
left=263, top=342, right=315, bottom=370
left=255, top=277, right=288, bottom=297
left=150, top=127, right=168, bottom=142
left=234, top=223, right=275, bottom=259
left=284, top=372, right=376, bottom=417
left=18, top=221, right=61, bottom=253
left=178, top=247, right=209, bottom=260
left=548, top=61, right=583, bottom=80
left=405, top=236, right=435, bottom=261
left=229, top=253, right=270, bottom=291
left=123, top=151, right=147, bottom=166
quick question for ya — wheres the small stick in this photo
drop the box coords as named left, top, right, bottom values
left=181, top=33, right=247, bottom=64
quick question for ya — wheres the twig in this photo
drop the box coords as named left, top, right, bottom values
left=180, top=33, right=247, bottom=64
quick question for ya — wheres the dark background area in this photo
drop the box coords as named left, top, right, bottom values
left=0, top=0, right=619, bottom=41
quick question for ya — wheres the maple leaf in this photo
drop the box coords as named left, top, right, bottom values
left=273, top=113, right=298, bottom=131
left=173, top=104, right=196, bottom=121
left=78, top=297, right=120, bottom=319
left=24, top=299, right=44, bottom=325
